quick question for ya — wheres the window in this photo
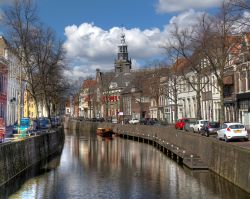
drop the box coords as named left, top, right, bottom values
left=229, top=124, right=245, bottom=129
left=110, top=82, right=117, bottom=89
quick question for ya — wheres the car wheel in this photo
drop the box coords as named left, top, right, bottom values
left=224, top=135, right=229, bottom=142
left=244, top=138, right=249, bottom=141
left=217, top=134, right=221, bottom=140
left=193, top=128, right=195, bottom=133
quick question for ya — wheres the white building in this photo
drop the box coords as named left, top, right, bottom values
left=0, top=36, right=21, bottom=126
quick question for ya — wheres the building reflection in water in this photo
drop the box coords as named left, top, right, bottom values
left=2, top=128, right=249, bottom=199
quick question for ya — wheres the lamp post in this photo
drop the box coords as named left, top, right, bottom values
left=10, top=97, right=16, bottom=124
left=17, top=61, right=22, bottom=134
left=17, top=92, right=21, bottom=134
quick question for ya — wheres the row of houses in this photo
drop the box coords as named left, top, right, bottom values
left=0, top=36, right=52, bottom=126
left=66, top=33, right=250, bottom=127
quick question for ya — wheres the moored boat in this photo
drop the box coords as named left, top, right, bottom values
left=96, top=128, right=113, bottom=138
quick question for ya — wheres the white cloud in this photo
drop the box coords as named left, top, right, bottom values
left=156, top=0, right=223, bottom=13
left=63, top=10, right=204, bottom=80
left=164, top=9, right=204, bottom=32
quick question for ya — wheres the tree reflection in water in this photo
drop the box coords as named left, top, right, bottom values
left=1, top=129, right=249, bottom=199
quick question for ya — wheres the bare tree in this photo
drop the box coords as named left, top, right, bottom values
left=128, top=69, right=151, bottom=119
left=195, top=1, right=242, bottom=123
left=161, top=61, right=183, bottom=123
left=31, top=25, right=65, bottom=119
left=163, top=21, right=211, bottom=120
left=100, top=72, right=115, bottom=119
left=3, top=0, right=42, bottom=118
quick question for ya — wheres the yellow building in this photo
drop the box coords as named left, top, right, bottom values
left=23, top=90, right=37, bottom=118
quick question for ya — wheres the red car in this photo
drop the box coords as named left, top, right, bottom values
left=175, top=118, right=190, bottom=130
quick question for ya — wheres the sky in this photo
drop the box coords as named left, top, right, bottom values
left=0, top=0, right=224, bottom=80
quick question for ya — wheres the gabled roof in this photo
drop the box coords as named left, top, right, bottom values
left=110, top=72, right=134, bottom=89
left=82, top=79, right=96, bottom=89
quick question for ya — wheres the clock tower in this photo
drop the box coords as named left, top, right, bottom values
left=114, top=33, right=131, bottom=73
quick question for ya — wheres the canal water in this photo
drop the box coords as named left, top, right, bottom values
left=1, top=129, right=249, bottom=199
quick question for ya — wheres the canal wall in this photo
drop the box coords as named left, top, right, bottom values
left=0, top=128, right=64, bottom=186
left=65, top=118, right=250, bottom=193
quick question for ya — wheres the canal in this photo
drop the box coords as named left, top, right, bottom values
left=1, top=129, right=249, bottom=199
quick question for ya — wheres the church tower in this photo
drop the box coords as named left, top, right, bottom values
left=114, top=33, right=131, bottom=73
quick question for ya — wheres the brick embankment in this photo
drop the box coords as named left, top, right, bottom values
left=0, top=128, right=65, bottom=186
left=65, top=118, right=250, bottom=194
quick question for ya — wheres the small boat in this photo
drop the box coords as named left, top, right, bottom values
left=96, top=128, right=113, bottom=138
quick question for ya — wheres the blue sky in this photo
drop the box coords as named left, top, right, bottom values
left=0, top=0, right=223, bottom=80
left=37, top=0, right=167, bottom=39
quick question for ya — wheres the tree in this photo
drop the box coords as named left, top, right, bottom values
left=100, top=72, right=115, bottom=119
left=128, top=69, right=151, bottom=119
left=4, top=0, right=68, bottom=119
left=163, top=21, right=210, bottom=120
left=31, top=25, right=65, bottom=119
left=3, top=0, right=41, bottom=118
left=195, top=1, right=242, bottom=123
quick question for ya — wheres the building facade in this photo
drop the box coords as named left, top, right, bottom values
left=0, top=37, right=9, bottom=124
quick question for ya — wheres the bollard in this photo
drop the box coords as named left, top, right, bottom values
left=190, top=154, right=193, bottom=167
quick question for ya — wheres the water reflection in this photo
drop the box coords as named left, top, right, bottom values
left=2, top=129, right=249, bottom=199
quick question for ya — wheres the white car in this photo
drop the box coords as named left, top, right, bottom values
left=217, top=123, right=249, bottom=142
left=193, top=120, right=209, bottom=133
left=129, top=118, right=139, bottom=124
left=112, top=118, right=118, bottom=123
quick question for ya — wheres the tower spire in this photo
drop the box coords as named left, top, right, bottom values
left=114, top=28, right=132, bottom=73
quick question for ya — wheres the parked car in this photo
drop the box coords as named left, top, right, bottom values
left=111, top=118, right=118, bottom=124
left=140, top=118, right=148, bottom=125
left=38, top=118, right=51, bottom=129
left=200, top=121, right=220, bottom=137
left=184, top=118, right=197, bottom=132
left=12, top=121, right=18, bottom=134
left=193, top=120, right=209, bottom=133
left=96, top=117, right=105, bottom=122
left=129, top=118, right=139, bottom=124
left=148, top=118, right=159, bottom=125
left=51, top=117, right=59, bottom=127
left=20, top=117, right=31, bottom=134
left=217, top=123, right=249, bottom=142
left=30, top=119, right=38, bottom=131
left=175, top=118, right=191, bottom=130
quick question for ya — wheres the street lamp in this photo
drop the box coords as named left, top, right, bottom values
left=17, top=92, right=21, bottom=134
left=10, top=97, right=16, bottom=124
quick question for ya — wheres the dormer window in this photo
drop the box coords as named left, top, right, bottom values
left=110, top=82, right=117, bottom=89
